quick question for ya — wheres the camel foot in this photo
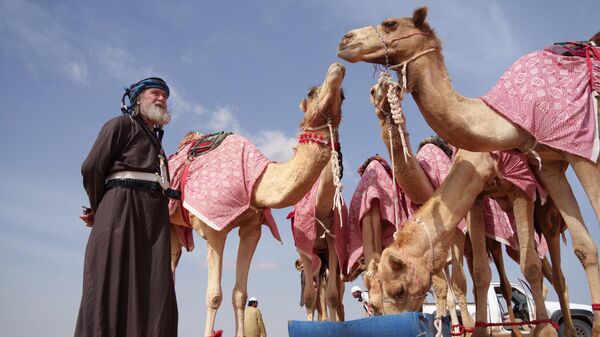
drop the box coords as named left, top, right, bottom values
left=532, top=323, right=557, bottom=337
left=209, top=329, right=223, bottom=337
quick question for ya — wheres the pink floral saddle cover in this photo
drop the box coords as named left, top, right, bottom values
left=168, top=133, right=281, bottom=251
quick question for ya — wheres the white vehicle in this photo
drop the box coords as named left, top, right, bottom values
left=422, top=281, right=594, bottom=337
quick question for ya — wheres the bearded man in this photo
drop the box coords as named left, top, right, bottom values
left=75, top=77, right=178, bottom=337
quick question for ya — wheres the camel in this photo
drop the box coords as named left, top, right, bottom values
left=289, top=155, right=348, bottom=321
left=338, top=8, right=600, bottom=337
left=168, top=63, right=345, bottom=337
left=362, top=75, right=558, bottom=337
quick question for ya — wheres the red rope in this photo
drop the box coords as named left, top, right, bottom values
left=450, top=324, right=466, bottom=336
left=592, top=303, right=600, bottom=311
left=475, top=319, right=559, bottom=330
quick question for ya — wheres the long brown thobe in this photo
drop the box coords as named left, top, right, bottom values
left=75, top=115, right=177, bottom=337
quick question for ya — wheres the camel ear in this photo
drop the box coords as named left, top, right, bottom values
left=413, top=7, right=428, bottom=28
left=299, top=99, right=307, bottom=113
left=387, top=250, right=407, bottom=272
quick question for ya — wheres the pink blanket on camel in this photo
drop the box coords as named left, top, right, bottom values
left=482, top=49, right=600, bottom=162
left=290, top=177, right=348, bottom=276
left=168, top=134, right=281, bottom=251
left=347, top=159, right=407, bottom=274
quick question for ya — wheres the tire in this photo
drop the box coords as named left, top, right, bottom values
left=562, top=319, right=593, bottom=337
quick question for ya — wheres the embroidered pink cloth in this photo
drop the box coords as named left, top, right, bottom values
left=482, top=197, right=548, bottom=258
left=482, top=50, right=600, bottom=162
left=347, top=160, right=407, bottom=274
left=490, top=150, right=547, bottom=203
left=291, top=177, right=348, bottom=275
left=168, top=134, right=281, bottom=252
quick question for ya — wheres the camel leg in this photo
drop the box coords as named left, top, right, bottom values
left=509, top=191, right=556, bottom=337
left=318, top=270, right=328, bottom=321
left=170, top=225, right=183, bottom=280
left=336, top=276, right=345, bottom=321
left=362, top=201, right=382, bottom=267
left=325, top=232, right=341, bottom=321
left=451, top=231, right=474, bottom=334
left=300, top=253, right=317, bottom=320
left=536, top=197, right=575, bottom=337
left=431, top=269, right=449, bottom=320
left=565, top=152, right=600, bottom=224
left=233, top=218, right=262, bottom=337
left=468, top=201, right=492, bottom=337
left=539, top=162, right=600, bottom=337
left=203, top=226, right=228, bottom=337
left=488, top=239, right=524, bottom=337
left=446, top=270, right=460, bottom=328
left=547, top=232, right=575, bottom=337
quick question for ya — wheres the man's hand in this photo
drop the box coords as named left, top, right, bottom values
left=80, top=207, right=94, bottom=227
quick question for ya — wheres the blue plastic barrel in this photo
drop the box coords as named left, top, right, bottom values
left=288, top=312, right=450, bottom=337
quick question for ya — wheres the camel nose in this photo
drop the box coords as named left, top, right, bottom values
left=342, top=32, right=354, bottom=40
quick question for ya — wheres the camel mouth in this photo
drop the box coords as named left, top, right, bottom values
left=327, top=63, right=346, bottom=78
left=337, top=43, right=362, bottom=62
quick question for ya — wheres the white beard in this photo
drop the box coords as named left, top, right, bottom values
left=141, top=102, right=171, bottom=125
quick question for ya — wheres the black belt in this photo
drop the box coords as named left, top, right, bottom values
left=106, top=179, right=181, bottom=200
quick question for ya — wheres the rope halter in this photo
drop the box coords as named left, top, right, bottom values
left=303, top=88, right=344, bottom=226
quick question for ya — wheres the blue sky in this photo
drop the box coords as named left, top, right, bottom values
left=1, top=0, right=599, bottom=336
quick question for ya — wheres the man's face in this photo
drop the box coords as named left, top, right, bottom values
left=352, top=291, right=361, bottom=299
left=138, top=88, right=170, bottom=125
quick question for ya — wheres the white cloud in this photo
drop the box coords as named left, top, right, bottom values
left=208, top=105, right=241, bottom=132
left=169, top=88, right=206, bottom=117
left=251, top=130, right=296, bottom=162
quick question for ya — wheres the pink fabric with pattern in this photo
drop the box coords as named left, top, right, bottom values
left=482, top=50, right=600, bottom=161
left=291, top=177, right=348, bottom=275
left=347, top=160, right=406, bottom=274
left=168, top=134, right=281, bottom=252
left=490, top=150, right=547, bottom=203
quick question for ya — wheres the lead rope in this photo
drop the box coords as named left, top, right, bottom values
left=388, top=120, right=401, bottom=230
left=328, top=120, right=344, bottom=226
left=304, top=89, right=344, bottom=227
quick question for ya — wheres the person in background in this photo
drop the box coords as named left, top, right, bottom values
left=351, top=285, right=373, bottom=316
left=244, top=297, right=267, bottom=337
left=75, top=77, right=178, bottom=337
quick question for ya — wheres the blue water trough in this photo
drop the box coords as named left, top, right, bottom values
left=288, top=312, right=450, bottom=337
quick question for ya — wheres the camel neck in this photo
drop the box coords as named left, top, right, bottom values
left=401, top=52, right=529, bottom=152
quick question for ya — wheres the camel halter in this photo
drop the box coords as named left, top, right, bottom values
left=371, top=25, right=435, bottom=162
left=376, top=216, right=435, bottom=311
left=303, top=88, right=344, bottom=226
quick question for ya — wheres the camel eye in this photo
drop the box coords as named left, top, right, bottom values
left=382, top=20, right=397, bottom=30
left=394, top=288, right=405, bottom=298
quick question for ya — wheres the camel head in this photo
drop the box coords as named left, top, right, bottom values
left=366, top=230, right=431, bottom=314
left=337, top=7, right=440, bottom=66
left=369, top=74, right=401, bottom=123
left=299, top=63, right=346, bottom=130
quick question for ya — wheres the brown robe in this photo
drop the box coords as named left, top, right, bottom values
left=75, top=115, right=177, bottom=337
